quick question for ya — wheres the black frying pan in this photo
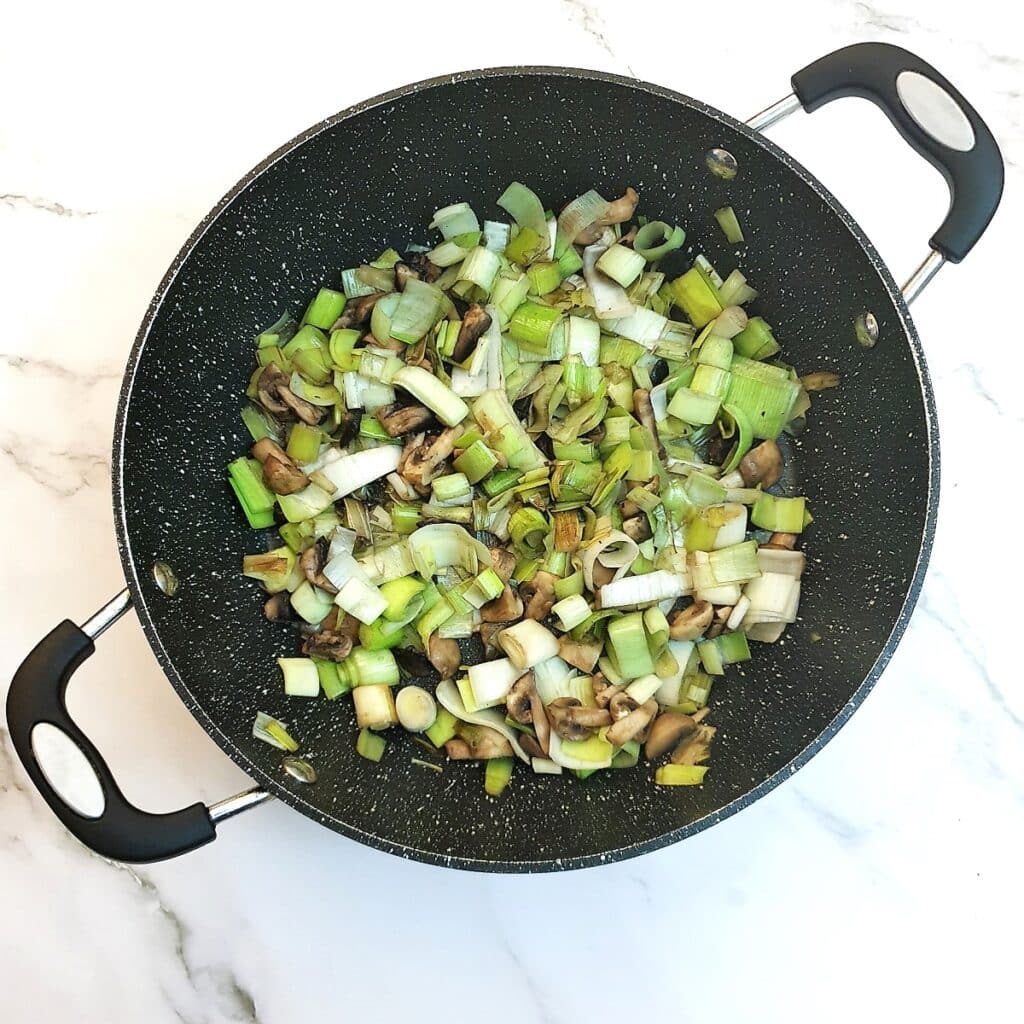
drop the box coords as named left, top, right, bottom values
left=6, top=43, right=1003, bottom=870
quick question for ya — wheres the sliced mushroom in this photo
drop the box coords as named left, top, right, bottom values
left=478, top=622, right=507, bottom=658
left=263, top=592, right=293, bottom=622
left=457, top=723, right=514, bottom=760
left=669, top=600, right=714, bottom=640
left=644, top=712, right=698, bottom=760
left=598, top=186, right=639, bottom=226
left=450, top=304, right=492, bottom=363
left=399, top=428, right=460, bottom=495
left=633, top=388, right=665, bottom=460
left=608, top=691, right=639, bottom=723
left=393, top=647, right=433, bottom=678
left=800, top=371, right=840, bottom=392
left=331, top=292, right=382, bottom=330
left=407, top=251, right=441, bottom=283
left=739, top=439, right=783, bottom=488
left=335, top=612, right=361, bottom=643
left=520, top=571, right=557, bottom=621
left=621, top=515, right=651, bottom=543
left=320, top=606, right=340, bottom=632
left=488, top=548, right=517, bottom=585
left=621, top=479, right=659, bottom=518
left=377, top=404, right=434, bottom=438
left=427, top=635, right=461, bottom=681
left=593, top=680, right=622, bottom=709
left=480, top=584, right=524, bottom=623
left=506, top=673, right=534, bottom=724
left=671, top=723, right=716, bottom=765
left=765, top=532, right=797, bottom=550
left=445, top=738, right=472, bottom=760
left=394, top=261, right=420, bottom=291
left=299, top=540, right=338, bottom=594
left=519, top=733, right=545, bottom=759
left=558, top=635, right=603, bottom=673
left=528, top=685, right=551, bottom=755
left=250, top=437, right=289, bottom=465
left=591, top=560, right=616, bottom=588
left=302, top=630, right=354, bottom=662
left=278, top=386, right=325, bottom=426
left=264, top=454, right=309, bottom=495
left=546, top=697, right=612, bottom=741
left=605, top=698, right=657, bottom=746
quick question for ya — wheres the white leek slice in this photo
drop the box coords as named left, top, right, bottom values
left=277, top=658, right=320, bottom=697
left=550, top=594, right=591, bottom=631
left=483, top=220, right=511, bottom=252
left=531, top=757, right=563, bottom=775
left=327, top=527, right=358, bottom=560
left=583, top=243, right=634, bottom=320
left=429, top=201, right=480, bottom=240
left=555, top=190, right=608, bottom=257
left=625, top=673, right=663, bottom=704
left=396, top=686, right=437, bottom=732
left=696, top=582, right=742, bottom=606
left=496, top=182, right=548, bottom=241
left=342, top=371, right=396, bottom=412
left=532, top=656, right=579, bottom=704
left=597, top=570, right=688, bottom=609
left=726, top=596, right=751, bottom=631
left=547, top=730, right=613, bottom=771
left=428, top=239, right=472, bottom=267
left=655, top=641, right=695, bottom=705
left=316, top=445, right=402, bottom=501
left=711, top=504, right=749, bottom=549
left=435, top=679, right=530, bottom=763
left=580, top=530, right=640, bottom=591
left=472, top=389, right=546, bottom=471
left=392, top=365, right=469, bottom=426
left=467, top=658, right=523, bottom=708
left=566, top=315, right=600, bottom=366
left=334, top=576, right=387, bottom=624
left=743, top=572, right=800, bottom=622
left=607, top=307, right=668, bottom=347
left=757, top=548, right=807, bottom=578
left=407, top=524, right=491, bottom=578
left=356, top=539, right=416, bottom=584
left=498, top=620, right=560, bottom=671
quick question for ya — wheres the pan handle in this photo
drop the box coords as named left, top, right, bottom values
left=748, top=42, right=1004, bottom=299
left=5, top=590, right=270, bottom=863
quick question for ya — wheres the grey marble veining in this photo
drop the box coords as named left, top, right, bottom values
left=1, top=0, right=1021, bottom=1021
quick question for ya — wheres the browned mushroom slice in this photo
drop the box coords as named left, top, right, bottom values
left=263, top=592, right=293, bottom=622
left=519, top=571, right=557, bottom=621
left=407, top=251, right=441, bottom=283
left=399, top=427, right=460, bottom=495
left=593, top=680, right=622, bottom=709
left=255, top=363, right=293, bottom=415
left=605, top=698, right=657, bottom=746
left=298, top=540, right=338, bottom=594
left=528, top=685, right=551, bottom=755
left=506, top=674, right=534, bottom=724
left=487, top=547, right=518, bottom=585
left=671, top=723, right=716, bottom=765
left=633, top=388, right=664, bottom=459
left=669, top=600, right=714, bottom=640
left=800, top=371, right=840, bottom=392
left=608, top=691, right=639, bottom=722
left=519, top=733, right=544, bottom=759
left=598, top=186, right=639, bottom=226
left=763, top=532, right=798, bottom=551
left=427, top=635, right=461, bottom=681
left=262, top=454, right=309, bottom=495
left=250, top=437, right=289, bottom=465
left=320, top=606, right=340, bottom=632
left=394, top=261, right=420, bottom=291
left=478, top=622, right=507, bottom=658
left=450, top=304, right=492, bottom=363
left=457, top=723, right=514, bottom=760
left=591, top=561, right=616, bottom=588
left=335, top=611, right=362, bottom=643
left=376, top=404, right=434, bottom=438
left=558, top=635, right=603, bottom=674
left=644, top=712, right=698, bottom=760
left=302, top=630, right=354, bottom=662
left=621, top=515, right=651, bottom=543
left=546, top=697, right=612, bottom=741
left=480, top=584, right=524, bottom=624
left=278, top=386, right=324, bottom=426
left=331, top=291, right=382, bottom=330
left=739, top=439, right=783, bottom=488
left=444, top=738, right=472, bottom=760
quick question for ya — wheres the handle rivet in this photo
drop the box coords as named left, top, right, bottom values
left=282, top=756, right=318, bottom=784
left=706, top=148, right=738, bottom=180
left=152, top=561, right=179, bottom=596
left=854, top=312, right=879, bottom=349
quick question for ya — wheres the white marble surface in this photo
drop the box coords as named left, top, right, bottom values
left=2, top=1, right=1022, bottom=1020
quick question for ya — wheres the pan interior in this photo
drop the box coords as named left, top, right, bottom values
left=114, top=70, right=934, bottom=870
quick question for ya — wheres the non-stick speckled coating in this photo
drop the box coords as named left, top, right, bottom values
left=112, top=68, right=937, bottom=871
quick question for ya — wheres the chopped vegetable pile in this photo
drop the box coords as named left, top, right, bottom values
left=231, top=182, right=827, bottom=796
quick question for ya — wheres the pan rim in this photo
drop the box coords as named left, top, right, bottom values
left=112, top=65, right=939, bottom=872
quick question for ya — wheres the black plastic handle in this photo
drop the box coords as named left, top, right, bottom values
left=792, top=42, right=1003, bottom=263
left=5, top=619, right=216, bottom=863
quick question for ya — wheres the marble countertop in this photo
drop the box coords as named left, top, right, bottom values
left=2, top=1, right=1021, bottom=1021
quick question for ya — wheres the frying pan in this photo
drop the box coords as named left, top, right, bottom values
left=6, top=43, right=1003, bottom=870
